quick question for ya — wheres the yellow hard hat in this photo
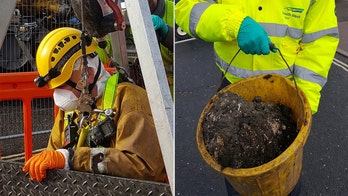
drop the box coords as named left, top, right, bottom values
left=34, top=27, right=97, bottom=89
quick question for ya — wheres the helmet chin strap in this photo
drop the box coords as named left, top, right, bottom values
left=64, top=57, right=101, bottom=94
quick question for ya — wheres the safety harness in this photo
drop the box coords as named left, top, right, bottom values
left=63, top=71, right=120, bottom=149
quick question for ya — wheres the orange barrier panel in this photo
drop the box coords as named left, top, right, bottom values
left=0, top=68, right=116, bottom=162
left=0, top=72, right=55, bottom=161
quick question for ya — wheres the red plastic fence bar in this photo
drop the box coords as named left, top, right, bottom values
left=0, top=72, right=54, bottom=161
left=0, top=68, right=116, bottom=161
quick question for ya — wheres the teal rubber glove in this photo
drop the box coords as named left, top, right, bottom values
left=151, top=15, right=169, bottom=39
left=237, top=16, right=272, bottom=55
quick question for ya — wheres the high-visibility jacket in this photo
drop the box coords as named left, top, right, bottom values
left=94, top=35, right=112, bottom=66
left=175, top=0, right=339, bottom=113
left=160, top=0, right=174, bottom=67
left=160, top=0, right=174, bottom=95
left=47, top=81, right=167, bottom=182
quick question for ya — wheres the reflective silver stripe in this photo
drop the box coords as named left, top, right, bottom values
left=261, top=23, right=303, bottom=39
left=302, top=27, right=339, bottom=43
left=90, top=148, right=106, bottom=174
left=293, top=64, right=327, bottom=87
left=261, top=24, right=339, bottom=43
left=215, top=52, right=293, bottom=78
left=216, top=52, right=327, bottom=87
left=190, top=2, right=210, bottom=37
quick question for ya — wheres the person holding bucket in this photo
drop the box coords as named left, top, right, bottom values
left=175, top=0, right=339, bottom=114
left=175, top=0, right=339, bottom=195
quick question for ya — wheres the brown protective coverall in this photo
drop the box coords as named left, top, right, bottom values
left=46, top=82, right=167, bottom=182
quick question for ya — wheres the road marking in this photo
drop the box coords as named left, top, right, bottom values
left=175, top=38, right=196, bottom=44
left=333, top=58, right=348, bottom=72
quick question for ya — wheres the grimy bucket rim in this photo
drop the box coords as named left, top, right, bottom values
left=196, top=74, right=312, bottom=178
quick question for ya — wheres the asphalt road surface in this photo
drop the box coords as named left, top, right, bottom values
left=175, top=1, right=348, bottom=195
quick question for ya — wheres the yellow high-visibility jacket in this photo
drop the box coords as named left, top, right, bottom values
left=94, top=35, right=112, bottom=65
left=161, top=0, right=174, bottom=67
left=160, top=0, right=174, bottom=95
left=175, top=0, right=339, bottom=113
left=47, top=82, right=167, bottom=182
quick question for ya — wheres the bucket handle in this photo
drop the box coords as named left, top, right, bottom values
left=220, top=44, right=308, bottom=128
left=274, top=45, right=308, bottom=127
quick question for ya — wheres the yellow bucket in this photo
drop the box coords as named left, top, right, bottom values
left=196, top=74, right=312, bottom=195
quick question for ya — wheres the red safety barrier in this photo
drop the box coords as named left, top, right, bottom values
left=0, top=72, right=55, bottom=161
left=0, top=68, right=116, bottom=162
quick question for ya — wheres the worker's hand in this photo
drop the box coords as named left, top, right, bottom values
left=22, top=149, right=66, bottom=182
left=151, top=15, right=169, bottom=39
left=237, top=16, right=272, bottom=55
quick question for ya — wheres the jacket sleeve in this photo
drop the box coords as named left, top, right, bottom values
left=72, top=83, right=167, bottom=182
left=46, top=110, right=66, bottom=150
left=294, top=0, right=339, bottom=113
left=175, top=0, right=246, bottom=42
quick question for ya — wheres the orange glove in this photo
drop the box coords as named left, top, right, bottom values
left=22, top=149, right=66, bottom=182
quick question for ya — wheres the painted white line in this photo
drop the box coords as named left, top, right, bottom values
left=333, top=58, right=348, bottom=72
left=175, top=38, right=196, bottom=44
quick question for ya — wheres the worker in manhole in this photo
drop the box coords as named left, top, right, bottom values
left=176, top=0, right=339, bottom=195
left=22, top=27, right=167, bottom=184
